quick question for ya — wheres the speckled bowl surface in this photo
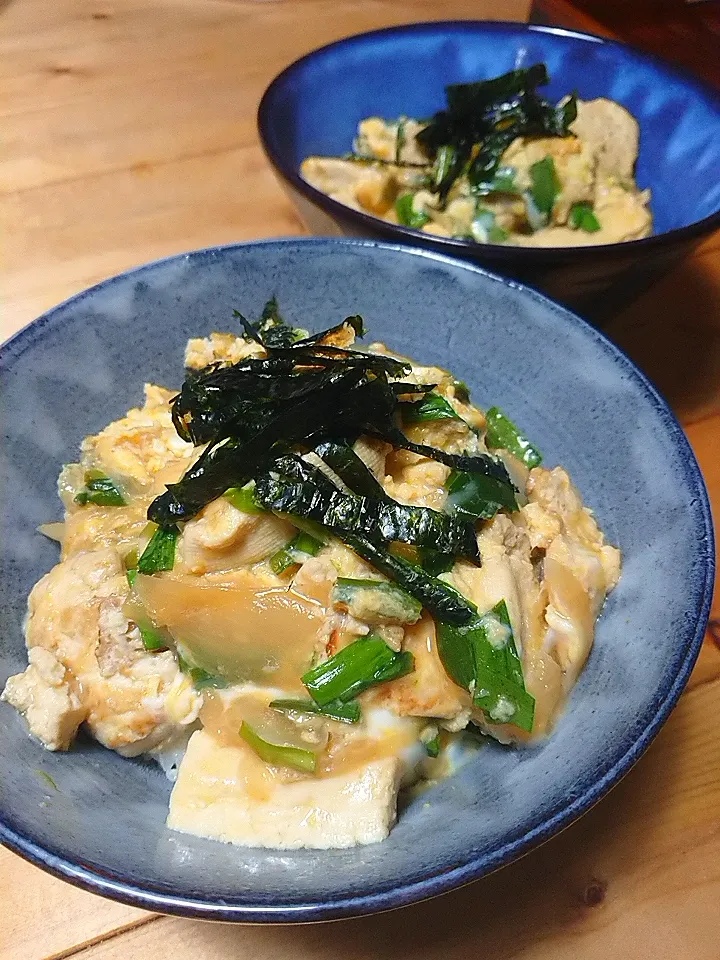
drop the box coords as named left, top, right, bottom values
left=0, top=238, right=713, bottom=921
left=258, top=22, right=720, bottom=319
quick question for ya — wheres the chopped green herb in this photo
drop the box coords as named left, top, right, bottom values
left=332, top=577, right=423, bottom=624
left=424, top=734, right=441, bottom=758
left=270, top=698, right=361, bottom=724
left=224, top=481, right=264, bottom=514
left=472, top=601, right=535, bottom=732
left=74, top=471, right=126, bottom=507
left=529, top=156, right=561, bottom=218
left=524, top=191, right=547, bottom=232
left=137, top=525, right=179, bottom=574
left=471, top=207, right=509, bottom=244
left=395, top=193, right=430, bottom=229
left=343, top=533, right=474, bottom=625
left=239, top=721, right=317, bottom=774
left=489, top=225, right=509, bottom=243
left=402, top=393, right=461, bottom=424
left=435, top=606, right=477, bottom=690
left=36, top=769, right=58, bottom=791
left=569, top=202, right=601, bottom=233
left=446, top=469, right=519, bottom=522
left=416, top=64, right=576, bottom=203
left=177, top=652, right=226, bottom=690
left=138, top=625, right=168, bottom=652
left=452, top=379, right=471, bottom=402
left=437, top=600, right=534, bottom=732
left=302, top=634, right=414, bottom=706
left=477, top=166, right=521, bottom=196
left=485, top=407, right=542, bottom=468
left=126, top=569, right=171, bottom=650
left=270, top=530, right=323, bottom=575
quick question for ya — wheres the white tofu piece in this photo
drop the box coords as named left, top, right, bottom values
left=168, top=729, right=402, bottom=849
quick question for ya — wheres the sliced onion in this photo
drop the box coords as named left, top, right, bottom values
left=37, top=522, right=65, bottom=543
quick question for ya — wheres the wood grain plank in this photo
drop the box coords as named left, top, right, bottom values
left=2, top=146, right=305, bottom=339
left=0, top=0, right=530, bottom=338
left=605, top=233, right=720, bottom=426
left=0, top=846, right=147, bottom=960
left=64, top=678, right=720, bottom=960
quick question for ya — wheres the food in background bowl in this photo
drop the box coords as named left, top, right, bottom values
left=301, top=64, right=651, bottom=247
left=3, top=299, right=620, bottom=850
left=260, top=23, right=720, bottom=317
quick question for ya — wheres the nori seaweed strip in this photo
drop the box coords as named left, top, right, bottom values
left=292, top=315, right=365, bottom=345
left=174, top=363, right=379, bottom=446
left=149, top=372, right=397, bottom=523
left=341, top=534, right=475, bottom=626
left=254, top=471, right=481, bottom=563
left=370, top=426, right=517, bottom=487
left=313, top=441, right=390, bottom=501
left=391, top=382, right=437, bottom=397
left=416, top=63, right=578, bottom=203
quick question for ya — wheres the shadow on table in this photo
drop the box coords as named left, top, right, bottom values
left=603, top=252, right=720, bottom=424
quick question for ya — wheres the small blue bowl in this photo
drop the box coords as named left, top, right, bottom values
left=0, top=238, right=714, bottom=921
left=258, top=21, right=720, bottom=320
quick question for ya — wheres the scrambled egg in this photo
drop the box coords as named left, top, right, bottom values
left=2, top=333, right=620, bottom=850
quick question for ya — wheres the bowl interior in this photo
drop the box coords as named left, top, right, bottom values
left=261, top=22, right=720, bottom=234
left=0, top=239, right=713, bottom=920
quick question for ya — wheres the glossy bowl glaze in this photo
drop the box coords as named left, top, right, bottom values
left=0, top=238, right=714, bottom=921
left=258, top=22, right=720, bottom=320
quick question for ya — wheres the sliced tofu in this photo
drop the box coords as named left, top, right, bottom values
left=354, top=116, right=429, bottom=166
left=383, top=450, right=450, bottom=510
left=168, top=729, right=402, bottom=849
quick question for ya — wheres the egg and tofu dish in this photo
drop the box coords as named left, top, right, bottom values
left=2, top=302, right=620, bottom=850
left=301, top=63, right=651, bottom=247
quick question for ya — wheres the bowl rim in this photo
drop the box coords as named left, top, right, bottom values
left=257, top=20, right=720, bottom=261
left=0, top=236, right=715, bottom=922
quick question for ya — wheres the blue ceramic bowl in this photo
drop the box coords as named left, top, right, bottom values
left=0, top=239, right=713, bottom=921
left=258, top=22, right=720, bottom=320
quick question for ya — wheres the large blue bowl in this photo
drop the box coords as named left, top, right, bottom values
left=0, top=238, right=714, bottom=921
left=258, top=22, right=720, bottom=320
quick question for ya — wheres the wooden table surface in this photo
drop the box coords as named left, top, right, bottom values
left=1, top=2, right=718, bottom=958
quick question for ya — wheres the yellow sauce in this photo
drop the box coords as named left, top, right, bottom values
left=200, top=687, right=418, bottom=783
